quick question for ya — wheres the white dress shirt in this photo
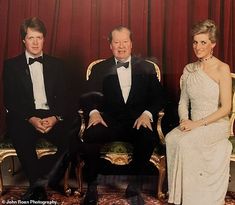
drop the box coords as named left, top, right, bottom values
left=116, top=57, right=132, bottom=103
left=26, top=51, right=49, bottom=110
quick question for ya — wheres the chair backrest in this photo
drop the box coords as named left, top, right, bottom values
left=86, top=59, right=161, bottom=81
left=86, top=59, right=105, bottom=80
left=230, top=73, right=235, bottom=161
left=230, top=73, right=235, bottom=138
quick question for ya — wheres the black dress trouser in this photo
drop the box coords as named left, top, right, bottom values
left=76, top=115, right=158, bottom=184
left=6, top=110, right=72, bottom=186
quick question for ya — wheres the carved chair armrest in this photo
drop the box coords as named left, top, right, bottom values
left=230, top=136, right=235, bottom=161
left=156, top=109, right=165, bottom=145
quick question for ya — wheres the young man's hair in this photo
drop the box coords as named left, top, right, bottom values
left=20, top=17, right=47, bottom=40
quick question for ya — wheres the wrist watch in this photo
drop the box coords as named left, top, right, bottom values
left=55, top=115, right=64, bottom=122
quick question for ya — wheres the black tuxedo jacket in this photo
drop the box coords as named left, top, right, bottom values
left=84, top=56, right=165, bottom=122
left=3, top=53, right=67, bottom=120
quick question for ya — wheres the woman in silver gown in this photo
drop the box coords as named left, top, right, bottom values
left=166, top=19, right=232, bottom=205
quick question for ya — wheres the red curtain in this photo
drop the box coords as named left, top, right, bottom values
left=0, top=0, right=234, bottom=135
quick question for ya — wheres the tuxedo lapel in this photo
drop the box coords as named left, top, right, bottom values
left=18, top=54, right=53, bottom=103
left=110, top=75, right=125, bottom=103
left=42, top=55, right=53, bottom=99
left=18, top=54, right=34, bottom=99
left=126, top=57, right=137, bottom=104
left=105, top=58, right=125, bottom=104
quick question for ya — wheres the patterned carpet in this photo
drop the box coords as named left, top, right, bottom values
left=1, top=186, right=235, bottom=205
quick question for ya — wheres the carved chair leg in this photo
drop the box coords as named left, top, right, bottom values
left=74, top=160, right=84, bottom=197
left=156, top=156, right=166, bottom=200
left=63, top=162, right=72, bottom=196
left=8, top=156, right=15, bottom=175
left=0, top=163, right=3, bottom=195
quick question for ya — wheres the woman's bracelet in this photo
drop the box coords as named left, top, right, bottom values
left=202, top=118, right=207, bottom=126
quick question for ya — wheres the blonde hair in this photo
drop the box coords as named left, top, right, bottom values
left=191, top=19, right=218, bottom=43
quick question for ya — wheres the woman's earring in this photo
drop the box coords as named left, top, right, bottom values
left=210, top=48, right=213, bottom=55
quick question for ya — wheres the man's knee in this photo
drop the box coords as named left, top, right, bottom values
left=84, top=124, right=110, bottom=143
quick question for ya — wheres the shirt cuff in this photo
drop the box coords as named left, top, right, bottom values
left=89, top=109, right=99, bottom=116
left=143, top=110, right=153, bottom=122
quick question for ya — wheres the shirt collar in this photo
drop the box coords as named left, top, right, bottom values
left=115, top=56, right=131, bottom=65
left=25, top=51, right=43, bottom=65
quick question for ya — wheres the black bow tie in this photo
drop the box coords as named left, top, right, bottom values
left=117, top=61, right=129, bottom=68
left=28, top=56, right=43, bottom=65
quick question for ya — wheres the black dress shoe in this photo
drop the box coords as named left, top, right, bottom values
left=127, top=194, right=145, bottom=205
left=21, top=187, right=35, bottom=201
left=83, top=185, right=98, bottom=205
left=33, top=186, right=48, bottom=200
left=125, top=183, right=140, bottom=198
left=125, top=184, right=145, bottom=205
left=21, top=186, right=48, bottom=201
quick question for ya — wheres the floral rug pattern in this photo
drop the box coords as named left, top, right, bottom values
left=1, top=187, right=235, bottom=205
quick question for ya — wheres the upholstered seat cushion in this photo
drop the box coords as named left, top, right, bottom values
left=0, top=137, right=14, bottom=149
left=101, top=141, right=133, bottom=155
left=230, top=137, right=235, bottom=155
left=0, top=137, right=56, bottom=149
left=100, top=141, right=165, bottom=155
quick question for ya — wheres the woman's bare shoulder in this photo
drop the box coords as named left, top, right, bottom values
left=215, top=59, right=230, bottom=75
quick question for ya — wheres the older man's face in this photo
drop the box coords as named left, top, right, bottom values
left=110, top=28, right=132, bottom=61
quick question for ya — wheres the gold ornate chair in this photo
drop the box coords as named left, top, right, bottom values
left=75, top=59, right=166, bottom=199
left=0, top=135, right=71, bottom=196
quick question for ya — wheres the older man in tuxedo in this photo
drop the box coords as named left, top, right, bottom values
left=80, top=26, right=165, bottom=205
left=3, top=17, right=73, bottom=201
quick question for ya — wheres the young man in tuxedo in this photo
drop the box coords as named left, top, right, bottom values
left=3, top=17, right=72, bottom=201
left=79, top=26, right=165, bottom=205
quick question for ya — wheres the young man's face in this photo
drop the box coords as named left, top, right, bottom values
left=110, top=28, right=132, bottom=61
left=23, top=28, right=44, bottom=57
